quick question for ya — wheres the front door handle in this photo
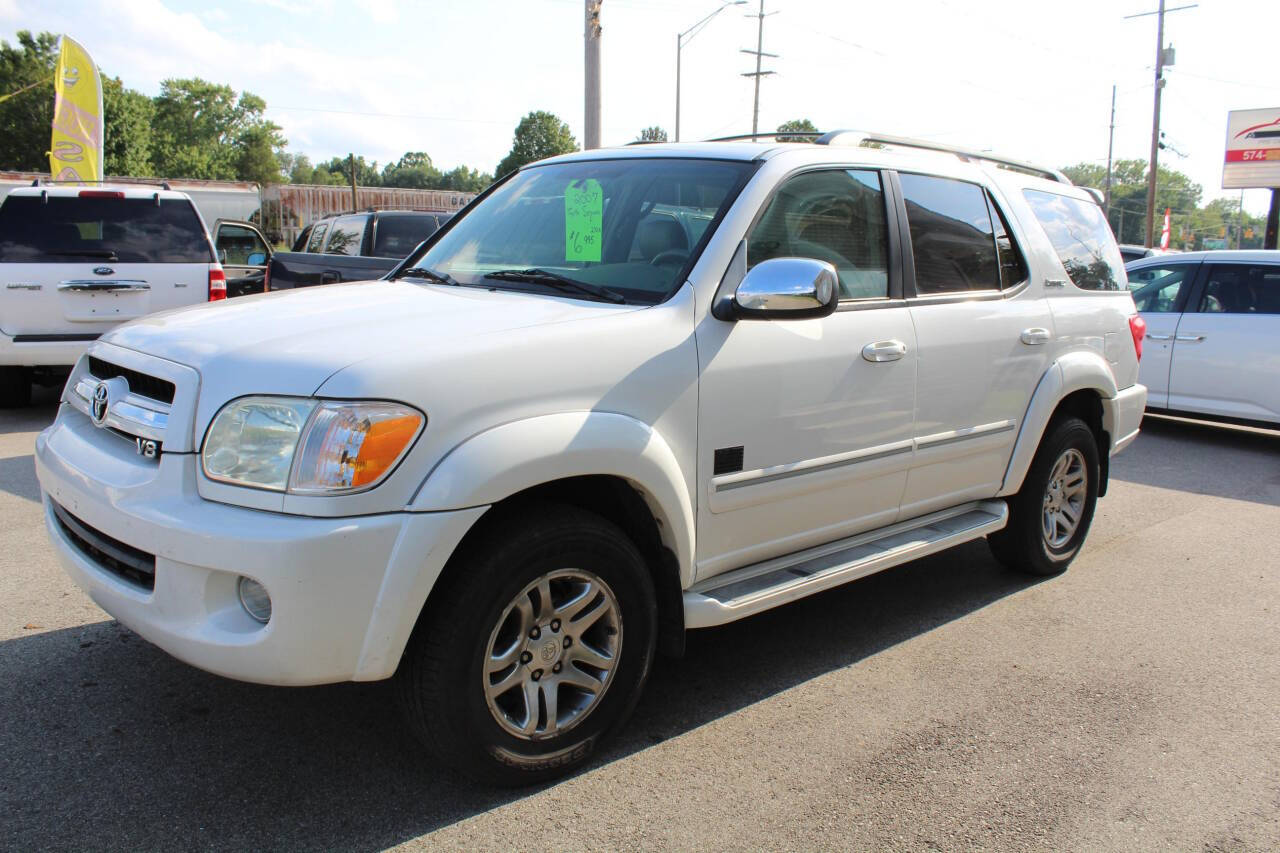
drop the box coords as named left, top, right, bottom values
left=862, top=340, right=907, bottom=362
left=1174, top=334, right=1205, bottom=342
left=1020, top=327, right=1051, bottom=345
left=1146, top=333, right=1173, bottom=341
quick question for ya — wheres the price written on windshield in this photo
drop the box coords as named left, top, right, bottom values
left=564, top=179, right=603, bottom=262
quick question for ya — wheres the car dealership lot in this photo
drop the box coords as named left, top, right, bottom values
left=1, top=390, right=1276, bottom=851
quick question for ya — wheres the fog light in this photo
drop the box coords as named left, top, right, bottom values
left=237, top=576, right=271, bottom=624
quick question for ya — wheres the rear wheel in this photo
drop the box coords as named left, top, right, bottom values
left=989, top=416, right=1099, bottom=576
left=0, top=367, right=31, bottom=408
left=397, top=504, right=656, bottom=786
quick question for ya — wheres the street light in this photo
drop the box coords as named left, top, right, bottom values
left=676, top=1, right=746, bottom=142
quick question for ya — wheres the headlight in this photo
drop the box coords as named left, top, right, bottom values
left=202, top=396, right=424, bottom=494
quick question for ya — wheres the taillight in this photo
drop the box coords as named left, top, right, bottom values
left=209, top=265, right=227, bottom=301
left=1128, top=314, right=1146, bottom=362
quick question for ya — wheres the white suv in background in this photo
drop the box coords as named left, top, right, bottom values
left=35, top=132, right=1146, bottom=785
left=1127, top=249, right=1280, bottom=428
left=0, top=185, right=227, bottom=406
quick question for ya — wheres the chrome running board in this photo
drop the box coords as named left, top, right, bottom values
left=684, top=500, right=1008, bottom=628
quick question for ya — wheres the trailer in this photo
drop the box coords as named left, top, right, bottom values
left=261, top=184, right=476, bottom=248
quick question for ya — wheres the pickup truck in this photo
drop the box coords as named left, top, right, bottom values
left=267, top=210, right=451, bottom=290
left=36, top=132, right=1146, bottom=785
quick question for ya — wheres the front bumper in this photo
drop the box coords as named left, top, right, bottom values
left=35, top=406, right=486, bottom=686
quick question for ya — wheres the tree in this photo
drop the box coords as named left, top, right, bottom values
left=151, top=78, right=286, bottom=182
left=495, top=111, right=577, bottom=176
left=776, top=118, right=818, bottom=143
left=102, top=76, right=154, bottom=176
left=636, top=126, right=668, bottom=143
left=382, top=151, right=439, bottom=188
left=317, top=154, right=381, bottom=187
left=0, top=31, right=58, bottom=172
left=1061, top=159, right=1202, bottom=246
left=437, top=165, right=493, bottom=192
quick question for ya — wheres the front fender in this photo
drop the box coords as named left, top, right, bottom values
left=998, top=351, right=1119, bottom=496
left=410, top=411, right=696, bottom=586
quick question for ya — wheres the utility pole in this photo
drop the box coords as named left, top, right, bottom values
left=348, top=152, right=358, bottom=210
left=585, top=0, right=602, bottom=149
left=1125, top=2, right=1195, bottom=248
left=740, top=0, right=776, bottom=135
left=1105, top=85, right=1116, bottom=217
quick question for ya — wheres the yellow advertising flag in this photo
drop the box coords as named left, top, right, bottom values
left=48, top=35, right=103, bottom=184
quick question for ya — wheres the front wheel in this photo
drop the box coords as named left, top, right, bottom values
left=397, top=504, right=656, bottom=786
left=989, top=416, right=1100, bottom=576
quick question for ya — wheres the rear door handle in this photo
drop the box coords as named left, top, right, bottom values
left=319, top=271, right=340, bottom=284
left=862, top=340, right=907, bottom=362
left=1174, top=334, right=1205, bottom=342
left=1019, top=327, right=1051, bottom=345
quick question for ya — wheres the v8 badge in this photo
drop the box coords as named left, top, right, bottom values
left=135, top=437, right=160, bottom=459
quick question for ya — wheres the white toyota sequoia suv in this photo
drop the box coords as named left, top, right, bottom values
left=35, top=133, right=1147, bottom=784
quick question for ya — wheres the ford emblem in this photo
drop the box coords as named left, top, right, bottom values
left=93, top=266, right=114, bottom=276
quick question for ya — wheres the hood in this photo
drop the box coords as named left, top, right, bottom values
left=103, top=279, right=639, bottom=391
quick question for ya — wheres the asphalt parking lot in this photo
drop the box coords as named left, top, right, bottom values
left=1, top=387, right=1277, bottom=852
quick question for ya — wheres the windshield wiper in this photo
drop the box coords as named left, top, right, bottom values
left=483, top=268, right=626, bottom=304
left=51, top=249, right=119, bottom=260
left=393, top=265, right=460, bottom=286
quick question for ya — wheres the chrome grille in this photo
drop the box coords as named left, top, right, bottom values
left=87, top=356, right=175, bottom=404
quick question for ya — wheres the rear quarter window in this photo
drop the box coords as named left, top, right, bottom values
left=0, top=194, right=212, bottom=263
left=1023, top=189, right=1125, bottom=291
left=372, top=214, right=440, bottom=258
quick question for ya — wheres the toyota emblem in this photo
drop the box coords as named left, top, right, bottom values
left=90, top=382, right=109, bottom=424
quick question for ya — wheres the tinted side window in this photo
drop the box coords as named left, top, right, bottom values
left=306, top=222, right=329, bottom=253
left=748, top=169, right=889, bottom=300
left=0, top=195, right=211, bottom=263
left=324, top=215, right=367, bottom=256
left=1128, top=265, right=1193, bottom=313
left=899, top=173, right=999, bottom=294
left=1023, top=189, right=1124, bottom=291
left=987, top=194, right=1028, bottom=289
left=372, top=214, right=439, bottom=258
left=1197, top=264, right=1280, bottom=315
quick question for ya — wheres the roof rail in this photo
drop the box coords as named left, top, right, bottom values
left=26, top=177, right=176, bottom=190
left=705, top=131, right=822, bottom=142
left=814, top=130, right=1069, bottom=183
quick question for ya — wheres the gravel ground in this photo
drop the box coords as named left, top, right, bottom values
left=1, top=388, right=1276, bottom=852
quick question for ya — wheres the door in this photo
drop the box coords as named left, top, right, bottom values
left=213, top=220, right=272, bottom=297
left=695, top=168, right=917, bottom=580
left=1168, top=261, right=1280, bottom=424
left=1126, top=261, right=1200, bottom=408
left=895, top=172, right=1055, bottom=517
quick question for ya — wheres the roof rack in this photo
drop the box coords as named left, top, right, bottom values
left=30, top=178, right=173, bottom=190
left=815, top=130, right=1068, bottom=183
left=701, top=129, right=1068, bottom=184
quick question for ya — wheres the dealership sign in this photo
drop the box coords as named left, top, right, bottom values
left=1222, top=107, right=1280, bottom=189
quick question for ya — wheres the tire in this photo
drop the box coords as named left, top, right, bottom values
left=397, top=503, right=657, bottom=786
left=0, top=367, right=31, bottom=408
left=988, top=416, right=1100, bottom=576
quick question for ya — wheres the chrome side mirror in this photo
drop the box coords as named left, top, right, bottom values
left=729, top=257, right=839, bottom=320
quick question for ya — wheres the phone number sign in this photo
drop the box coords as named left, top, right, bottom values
left=1223, top=107, right=1280, bottom=189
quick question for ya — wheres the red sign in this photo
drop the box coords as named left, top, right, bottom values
left=1225, top=148, right=1280, bottom=163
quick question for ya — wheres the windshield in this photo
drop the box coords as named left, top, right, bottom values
left=0, top=194, right=212, bottom=263
left=405, top=158, right=752, bottom=304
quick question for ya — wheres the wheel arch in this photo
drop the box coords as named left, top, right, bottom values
left=1000, top=353, right=1116, bottom=498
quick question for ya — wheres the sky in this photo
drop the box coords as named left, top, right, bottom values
left=2, top=0, right=1278, bottom=214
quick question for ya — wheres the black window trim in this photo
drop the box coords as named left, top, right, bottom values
left=893, top=169, right=1010, bottom=303
left=733, top=163, right=904, bottom=309
left=323, top=214, right=369, bottom=256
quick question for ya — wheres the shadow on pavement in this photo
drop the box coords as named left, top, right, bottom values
left=0, top=540, right=1034, bottom=851
left=0, top=383, right=60, bottom=436
left=0, top=454, right=40, bottom=503
left=1109, top=415, right=1280, bottom=507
